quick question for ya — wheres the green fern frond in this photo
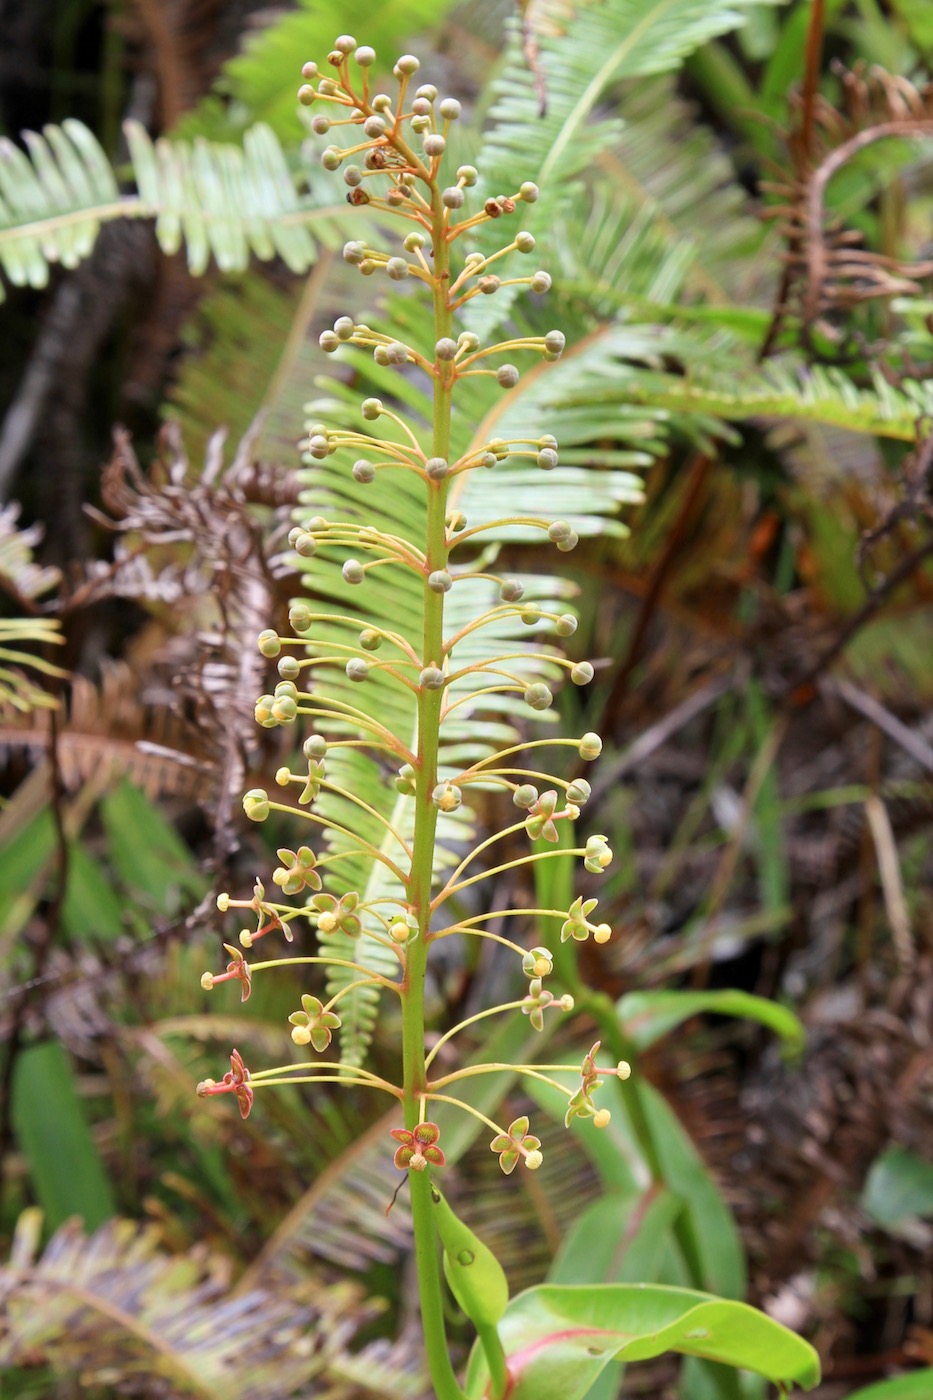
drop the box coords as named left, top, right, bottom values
left=466, top=0, right=781, bottom=337
left=0, top=118, right=354, bottom=297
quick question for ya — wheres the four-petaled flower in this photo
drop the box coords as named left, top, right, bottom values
left=196, top=1049, right=254, bottom=1119
left=288, top=994, right=342, bottom=1051
left=564, top=1041, right=602, bottom=1126
left=311, top=890, right=362, bottom=939
left=490, top=1115, right=541, bottom=1174
left=561, top=896, right=597, bottom=942
left=524, top=790, right=559, bottom=842
left=390, top=1121, right=446, bottom=1171
left=273, top=846, right=322, bottom=896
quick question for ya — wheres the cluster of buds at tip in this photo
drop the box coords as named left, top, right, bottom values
left=561, top=897, right=612, bottom=945
left=197, top=1050, right=253, bottom=1120
left=391, top=1122, right=446, bottom=1172
left=564, top=1042, right=632, bottom=1128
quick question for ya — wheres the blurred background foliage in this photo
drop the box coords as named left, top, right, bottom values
left=0, top=0, right=933, bottom=1396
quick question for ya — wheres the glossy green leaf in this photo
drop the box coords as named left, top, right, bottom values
left=11, top=1041, right=116, bottom=1230
left=464, top=1284, right=821, bottom=1399
left=861, top=1147, right=933, bottom=1232
left=549, top=1187, right=683, bottom=1285
left=618, top=989, right=804, bottom=1053
left=844, top=1372, right=933, bottom=1400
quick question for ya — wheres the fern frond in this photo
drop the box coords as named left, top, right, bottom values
left=466, top=0, right=781, bottom=337
left=0, top=118, right=354, bottom=297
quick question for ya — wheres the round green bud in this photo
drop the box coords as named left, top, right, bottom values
left=293, top=531, right=316, bottom=556
left=537, top=448, right=559, bottom=470
left=385, top=341, right=408, bottom=365
left=515, top=230, right=536, bottom=253
left=395, top=762, right=417, bottom=796
left=521, top=604, right=542, bottom=625
left=321, top=146, right=342, bottom=171
left=358, top=258, right=377, bottom=275
left=540, top=433, right=558, bottom=449
left=346, top=658, right=370, bottom=682
left=442, top=186, right=464, bottom=208
left=389, top=919, right=411, bottom=943
left=255, top=694, right=275, bottom=726
left=277, top=656, right=300, bottom=681
left=352, top=459, right=375, bottom=483
left=556, top=530, right=579, bottom=553
left=317, top=77, right=337, bottom=95
left=355, top=45, right=376, bottom=66
left=481, top=452, right=497, bottom=469
left=334, top=34, right=357, bottom=54
left=301, top=61, right=318, bottom=80
left=566, top=778, right=592, bottom=805
left=479, top=275, right=500, bottom=295
left=548, top=520, right=572, bottom=542
left=520, top=181, right=539, bottom=202
left=426, top=456, right=449, bottom=480
left=342, top=559, right=364, bottom=585
left=373, top=345, right=390, bottom=366
left=372, top=92, right=392, bottom=111
left=513, top=783, right=539, bottom=809
left=420, top=666, right=445, bottom=690
left=496, top=364, right=519, bottom=388
left=274, top=767, right=290, bottom=788
left=395, top=54, right=420, bottom=75
left=423, top=133, right=446, bottom=157
left=243, top=789, right=270, bottom=822
left=359, top=627, right=383, bottom=650
left=298, top=85, right=316, bottom=106
left=432, top=782, right=462, bottom=812
left=458, top=164, right=478, bottom=186
left=530, top=270, right=552, bottom=294
left=274, top=679, right=297, bottom=699
left=428, top=569, right=452, bottom=593
left=343, top=240, right=366, bottom=264
left=439, top=98, right=461, bottom=119
left=344, top=164, right=363, bottom=187
left=311, top=114, right=331, bottom=134
left=571, top=661, right=594, bottom=686
left=410, top=113, right=431, bottom=133
left=257, top=628, right=281, bottom=658
left=363, top=115, right=385, bottom=138
left=415, top=83, right=437, bottom=101
left=500, top=579, right=524, bottom=602
left=435, top=337, right=457, bottom=361
left=386, top=256, right=410, bottom=280
left=556, top=613, right=577, bottom=636
left=361, top=397, right=382, bottom=420
left=579, top=731, right=602, bottom=760
left=306, top=433, right=330, bottom=458
left=272, top=695, right=297, bottom=723
left=411, top=96, right=432, bottom=116
left=544, top=329, right=566, bottom=356
left=404, top=231, right=426, bottom=251
left=289, top=602, right=312, bottom=632
left=524, top=683, right=553, bottom=711
left=334, top=315, right=355, bottom=340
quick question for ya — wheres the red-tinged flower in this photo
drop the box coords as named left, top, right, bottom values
left=564, top=1042, right=602, bottom=1127
left=196, top=1049, right=254, bottom=1119
left=390, top=1121, right=446, bottom=1171
left=490, top=1115, right=542, bottom=1174
left=200, top=944, right=252, bottom=1001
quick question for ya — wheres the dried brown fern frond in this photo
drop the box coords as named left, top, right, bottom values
left=0, top=1207, right=378, bottom=1399
left=764, top=63, right=933, bottom=355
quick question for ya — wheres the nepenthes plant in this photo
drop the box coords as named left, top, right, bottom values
left=196, top=36, right=820, bottom=1400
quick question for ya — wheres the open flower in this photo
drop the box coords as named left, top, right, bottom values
left=490, top=1115, right=542, bottom=1174
left=311, top=890, right=362, bottom=938
left=390, top=1121, right=446, bottom=1171
left=288, top=994, right=342, bottom=1052
left=564, top=1041, right=602, bottom=1126
left=524, top=789, right=559, bottom=842
left=196, top=1049, right=253, bottom=1119
left=521, top=977, right=555, bottom=1032
left=273, top=846, right=322, bottom=896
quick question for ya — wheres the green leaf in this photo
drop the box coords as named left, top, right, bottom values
left=617, top=989, right=805, bottom=1054
left=844, top=1372, right=933, bottom=1400
left=861, top=1146, right=933, bottom=1233
left=100, top=779, right=205, bottom=915
left=60, top=842, right=126, bottom=942
left=464, top=1284, right=821, bottom=1399
left=11, top=1041, right=116, bottom=1230
left=550, top=1188, right=684, bottom=1286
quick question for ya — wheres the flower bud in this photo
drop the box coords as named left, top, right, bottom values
left=361, top=397, right=382, bottom=419
left=496, top=364, right=519, bottom=388
left=500, top=579, right=524, bottom=602
left=334, top=315, right=355, bottom=340
left=334, top=34, right=357, bottom=54
left=410, top=113, right=431, bottom=133
left=442, top=186, right=464, bottom=208
left=530, top=270, right=552, bottom=293
left=319, top=330, right=339, bottom=353
left=363, top=115, right=385, bottom=138
left=423, top=133, right=446, bottom=157
left=395, top=763, right=417, bottom=795
left=458, top=329, right=480, bottom=350
left=343, top=240, right=366, bottom=264
left=271, top=695, right=297, bottom=723
left=439, top=97, right=461, bottom=119
left=520, top=181, right=539, bottom=202
left=298, top=85, right=316, bottom=106
left=404, top=231, right=426, bottom=252
left=342, top=559, right=364, bottom=584
left=390, top=919, right=411, bottom=943
left=420, top=666, right=445, bottom=690
left=548, top=520, right=572, bottom=542
left=355, top=45, right=375, bottom=66
left=275, top=766, right=291, bottom=786
left=243, top=789, right=270, bottom=822
left=537, top=447, right=559, bottom=470
left=301, top=61, right=318, bottom=79
left=478, top=275, right=500, bottom=295
left=579, top=732, right=602, bottom=760
left=318, top=78, right=337, bottom=95
left=556, top=613, right=577, bottom=636
left=311, top=114, right=331, bottom=134
left=346, top=658, right=370, bottom=682
left=524, top=683, right=553, bottom=711
left=395, top=54, right=420, bottom=75
left=289, top=602, right=313, bottom=632
left=415, top=83, right=437, bottom=101
left=571, top=661, right=594, bottom=685
left=321, top=146, right=342, bottom=171
left=359, top=257, right=377, bottom=274
left=457, top=164, right=478, bottom=186
left=386, top=257, right=410, bottom=280
left=513, top=784, right=539, bottom=809
left=426, top=456, right=449, bottom=479
left=304, top=734, right=327, bottom=759
left=520, top=605, right=541, bottom=624
left=359, top=627, right=383, bottom=651
left=584, top=835, right=613, bottom=873
left=257, top=628, right=281, bottom=657
left=352, top=459, right=375, bottom=483
left=555, top=530, right=579, bottom=553
left=435, top=338, right=457, bottom=361
left=523, top=946, right=553, bottom=978
left=566, top=778, right=591, bottom=805
left=255, top=694, right=275, bottom=726
left=544, top=329, right=566, bottom=358
left=278, top=656, right=300, bottom=681
left=432, top=782, right=462, bottom=812
left=515, top=231, right=535, bottom=253
left=428, top=570, right=452, bottom=593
